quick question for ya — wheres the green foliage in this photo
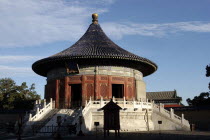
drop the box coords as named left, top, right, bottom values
left=186, top=92, right=210, bottom=106
left=0, top=78, right=40, bottom=110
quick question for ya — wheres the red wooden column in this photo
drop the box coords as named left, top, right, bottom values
left=108, top=75, right=112, bottom=99
left=125, top=77, right=128, bottom=100
left=133, top=79, right=136, bottom=100
left=94, top=66, right=98, bottom=100
left=82, top=75, right=86, bottom=106
left=55, top=79, right=60, bottom=108
left=65, top=76, right=70, bottom=108
left=69, top=84, right=72, bottom=108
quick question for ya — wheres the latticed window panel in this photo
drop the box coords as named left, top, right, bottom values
left=100, top=83, right=108, bottom=97
left=87, top=84, right=94, bottom=97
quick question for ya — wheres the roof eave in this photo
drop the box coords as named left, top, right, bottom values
left=32, top=56, right=157, bottom=77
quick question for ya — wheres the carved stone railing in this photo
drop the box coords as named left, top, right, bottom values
left=28, top=98, right=55, bottom=123
left=85, top=97, right=189, bottom=128
left=153, top=103, right=190, bottom=128
left=82, top=99, right=92, bottom=115
left=85, top=96, right=153, bottom=112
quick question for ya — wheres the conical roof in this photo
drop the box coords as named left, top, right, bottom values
left=32, top=14, right=157, bottom=77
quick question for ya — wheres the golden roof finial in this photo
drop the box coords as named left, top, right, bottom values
left=92, top=13, right=98, bottom=24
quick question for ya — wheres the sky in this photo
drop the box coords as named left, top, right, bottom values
left=0, top=0, right=209, bottom=105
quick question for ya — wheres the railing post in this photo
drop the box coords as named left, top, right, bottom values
left=170, top=108, right=174, bottom=119
left=181, top=113, right=184, bottom=124
left=138, top=99, right=142, bottom=111
left=36, top=107, right=39, bottom=114
left=50, top=98, right=53, bottom=109
left=113, top=96, right=115, bottom=102
left=150, top=99, right=153, bottom=106
left=100, top=96, right=104, bottom=107
left=89, top=96, right=92, bottom=107
left=151, top=100, right=153, bottom=110
left=34, top=100, right=38, bottom=110
left=123, top=96, right=126, bottom=108
left=39, top=99, right=41, bottom=104
left=44, top=99, right=46, bottom=108
left=29, top=113, right=32, bottom=121
left=159, top=103, right=162, bottom=112
left=133, top=98, right=136, bottom=108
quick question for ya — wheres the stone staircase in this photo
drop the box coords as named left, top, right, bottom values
left=22, top=98, right=56, bottom=135
left=62, top=108, right=82, bottom=125
left=23, top=104, right=83, bottom=136
left=23, top=108, right=59, bottom=135
left=152, top=103, right=190, bottom=131
left=37, top=108, right=82, bottom=136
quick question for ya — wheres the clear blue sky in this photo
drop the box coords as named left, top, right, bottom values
left=0, top=0, right=209, bottom=105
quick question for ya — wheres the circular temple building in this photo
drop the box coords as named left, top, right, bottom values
left=32, top=13, right=157, bottom=109
left=29, top=14, right=190, bottom=133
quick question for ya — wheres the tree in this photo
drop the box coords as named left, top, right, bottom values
left=187, top=65, right=210, bottom=106
left=186, top=92, right=210, bottom=106
left=0, top=78, right=40, bottom=110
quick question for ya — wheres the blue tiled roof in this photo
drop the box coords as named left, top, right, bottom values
left=32, top=22, right=157, bottom=77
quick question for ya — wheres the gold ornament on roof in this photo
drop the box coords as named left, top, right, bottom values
left=92, top=13, right=98, bottom=24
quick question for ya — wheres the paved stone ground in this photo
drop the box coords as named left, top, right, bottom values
left=1, top=131, right=210, bottom=140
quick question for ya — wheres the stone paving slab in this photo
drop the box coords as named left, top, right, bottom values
left=1, top=131, right=210, bottom=140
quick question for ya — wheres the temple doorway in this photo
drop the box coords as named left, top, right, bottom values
left=70, top=84, right=82, bottom=108
left=112, top=84, right=124, bottom=98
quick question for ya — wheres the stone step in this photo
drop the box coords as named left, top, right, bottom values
left=23, top=109, right=59, bottom=135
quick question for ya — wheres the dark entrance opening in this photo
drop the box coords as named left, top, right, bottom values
left=70, top=84, right=82, bottom=108
left=112, top=84, right=124, bottom=98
